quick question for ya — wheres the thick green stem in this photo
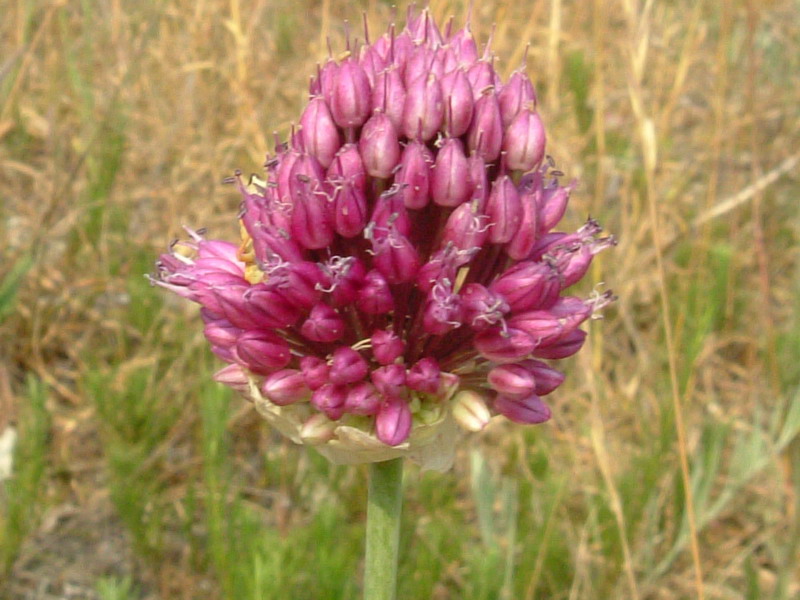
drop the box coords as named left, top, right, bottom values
left=364, top=457, right=404, bottom=600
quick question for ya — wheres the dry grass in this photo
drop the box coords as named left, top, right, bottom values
left=1, top=0, right=799, bottom=598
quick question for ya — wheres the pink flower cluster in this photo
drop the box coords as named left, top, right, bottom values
left=153, top=9, right=614, bottom=449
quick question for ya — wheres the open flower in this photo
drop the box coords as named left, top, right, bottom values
left=151, top=9, right=615, bottom=471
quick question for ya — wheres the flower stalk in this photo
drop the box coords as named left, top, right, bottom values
left=364, top=457, right=404, bottom=600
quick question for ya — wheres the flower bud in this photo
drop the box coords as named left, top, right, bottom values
left=371, top=329, right=405, bottom=365
left=212, top=364, right=250, bottom=393
left=210, top=345, right=236, bottom=363
left=245, top=284, right=304, bottom=327
left=498, top=70, right=536, bottom=127
left=494, top=394, right=551, bottom=424
left=359, top=112, right=401, bottom=179
left=538, top=181, right=574, bottom=234
left=261, top=369, right=310, bottom=406
left=473, top=327, right=536, bottom=363
left=203, top=320, right=241, bottom=349
left=317, top=59, right=339, bottom=108
left=431, top=138, right=473, bottom=207
left=467, top=153, right=489, bottom=208
left=359, top=44, right=387, bottom=88
left=331, top=58, right=371, bottom=128
left=440, top=69, right=474, bottom=137
left=451, top=390, right=491, bottom=432
left=289, top=156, right=334, bottom=250
left=487, top=364, right=535, bottom=398
left=356, top=270, right=394, bottom=315
left=460, top=283, right=509, bottom=331
left=486, top=174, right=522, bottom=243
left=503, top=109, right=546, bottom=172
left=300, top=413, right=336, bottom=445
left=402, top=73, right=444, bottom=141
left=394, top=141, right=434, bottom=209
left=333, top=179, right=368, bottom=238
left=423, top=280, right=463, bottom=335
left=375, top=396, right=412, bottom=446
left=441, top=200, right=490, bottom=251
left=214, top=285, right=263, bottom=330
left=318, top=256, right=367, bottom=307
left=448, top=26, right=479, bottom=66
left=388, top=31, right=414, bottom=74
left=403, top=45, right=436, bottom=88
left=553, top=238, right=617, bottom=289
left=330, top=346, right=369, bottom=385
left=467, top=61, right=497, bottom=99
left=407, top=358, right=441, bottom=395
left=344, top=381, right=382, bottom=416
left=300, top=356, right=330, bottom=390
left=300, top=97, right=341, bottom=169
left=406, top=7, right=444, bottom=46
left=235, top=330, right=292, bottom=375
left=508, top=310, right=567, bottom=346
left=489, top=261, right=560, bottom=312
left=371, top=66, right=406, bottom=130
left=468, top=89, right=503, bottom=162
left=370, top=227, right=421, bottom=284
left=532, top=328, right=586, bottom=359
left=505, top=188, right=540, bottom=260
left=311, top=383, right=348, bottom=420
left=270, top=261, right=324, bottom=310
left=327, top=143, right=367, bottom=191
left=370, top=188, right=411, bottom=236
left=300, top=303, right=345, bottom=342
left=518, top=359, right=565, bottom=395
left=371, top=364, right=406, bottom=398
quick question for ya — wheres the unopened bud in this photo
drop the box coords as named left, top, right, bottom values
left=359, top=112, right=401, bottom=179
left=503, top=109, right=546, bottom=172
left=329, top=346, right=369, bottom=385
left=261, top=369, right=310, bottom=406
left=402, top=73, right=444, bottom=141
left=300, top=413, right=337, bottom=445
left=235, top=330, right=292, bottom=375
left=431, top=138, right=473, bottom=207
left=301, top=303, right=345, bottom=343
left=451, top=390, right=491, bottom=432
left=371, top=329, right=405, bottom=365
left=468, top=90, right=503, bottom=162
left=300, top=97, right=341, bottom=169
left=375, top=396, right=412, bottom=446
left=331, top=58, right=372, bottom=128
left=494, top=393, right=551, bottom=424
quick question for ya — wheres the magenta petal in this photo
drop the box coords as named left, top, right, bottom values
left=301, top=304, right=345, bottom=343
left=344, top=382, right=382, bottom=416
left=311, top=383, right=348, bottom=420
left=329, top=346, right=369, bottom=385
left=488, top=364, right=536, bottom=398
left=371, top=329, right=405, bottom=365
left=261, top=369, right=310, bottom=406
left=235, top=330, right=291, bottom=375
left=532, top=329, right=587, bottom=359
left=494, top=394, right=551, bottom=424
left=406, top=358, right=441, bottom=395
left=473, top=327, right=536, bottom=363
left=300, top=356, right=330, bottom=390
left=375, top=396, right=412, bottom=446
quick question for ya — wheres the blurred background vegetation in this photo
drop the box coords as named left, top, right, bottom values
left=1, top=0, right=799, bottom=598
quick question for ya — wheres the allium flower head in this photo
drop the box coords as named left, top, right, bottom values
left=151, top=8, right=615, bottom=471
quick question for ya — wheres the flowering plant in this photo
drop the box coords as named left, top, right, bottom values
left=153, top=8, right=613, bottom=597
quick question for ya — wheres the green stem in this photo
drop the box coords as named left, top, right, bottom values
left=364, top=457, right=404, bottom=600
